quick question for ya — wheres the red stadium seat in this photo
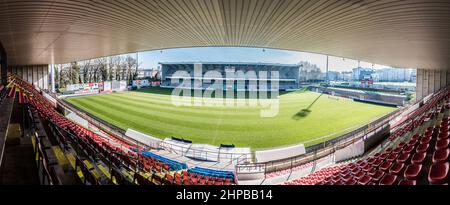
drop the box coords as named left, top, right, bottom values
left=385, top=148, right=393, bottom=154
left=163, top=164, right=170, bottom=172
left=402, top=145, right=415, bottom=154
left=389, top=162, right=405, bottom=175
left=332, top=175, right=342, bottom=183
left=407, top=138, right=418, bottom=147
left=420, top=136, right=432, bottom=145
left=379, top=174, right=397, bottom=185
left=438, top=132, right=449, bottom=140
left=398, top=142, right=407, bottom=148
left=224, top=180, right=232, bottom=186
left=351, top=166, right=361, bottom=175
left=380, top=161, right=393, bottom=171
left=416, top=143, right=429, bottom=153
left=428, top=162, right=449, bottom=184
left=432, top=148, right=450, bottom=164
left=175, top=172, right=182, bottom=178
left=398, top=180, right=417, bottom=185
left=341, top=173, right=353, bottom=182
left=334, top=180, right=344, bottom=185
left=183, top=180, right=192, bottom=185
left=404, top=164, right=422, bottom=180
left=371, top=159, right=383, bottom=167
left=199, top=179, right=206, bottom=185
left=362, top=163, right=373, bottom=172
left=353, top=170, right=366, bottom=180
left=356, top=160, right=364, bottom=166
left=411, top=152, right=427, bottom=165
left=386, top=153, right=399, bottom=162
left=367, top=167, right=377, bottom=176
left=358, top=175, right=372, bottom=185
left=371, top=170, right=385, bottom=183
left=392, top=147, right=403, bottom=154
left=435, top=138, right=450, bottom=151
left=344, top=178, right=357, bottom=185
left=378, top=153, right=389, bottom=160
left=396, top=153, right=410, bottom=163
left=347, top=163, right=357, bottom=169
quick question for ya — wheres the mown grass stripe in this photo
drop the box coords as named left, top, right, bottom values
left=65, top=88, right=396, bottom=149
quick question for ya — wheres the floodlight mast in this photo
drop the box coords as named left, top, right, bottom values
left=326, top=55, right=329, bottom=87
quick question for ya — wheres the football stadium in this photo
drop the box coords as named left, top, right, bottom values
left=1, top=0, right=450, bottom=193
left=64, top=63, right=396, bottom=149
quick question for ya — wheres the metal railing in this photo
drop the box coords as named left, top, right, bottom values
left=51, top=94, right=158, bottom=151
left=236, top=108, right=402, bottom=176
left=159, top=140, right=252, bottom=164
left=236, top=86, right=450, bottom=178
left=50, top=90, right=411, bottom=178
left=52, top=93, right=252, bottom=164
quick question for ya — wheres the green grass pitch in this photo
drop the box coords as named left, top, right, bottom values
left=64, top=88, right=396, bottom=150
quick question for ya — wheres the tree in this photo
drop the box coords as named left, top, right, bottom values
left=70, top=62, right=81, bottom=84
left=54, top=54, right=140, bottom=86
left=124, top=55, right=138, bottom=85
left=59, top=64, right=71, bottom=88
left=95, top=57, right=108, bottom=82
left=58, top=64, right=65, bottom=88
left=54, top=66, right=60, bottom=89
left=80, top=60, right=91, bottom=83
left=111, top=56, right=124, bottom=81
left=107, top=56, right=115, bottom=81
left=299, top=61, right=322, bottom=83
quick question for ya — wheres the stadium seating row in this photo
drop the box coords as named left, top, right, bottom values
left=188, top=167, right=235, bottom=181
left=6, top=76, right=152, bottom=182
left=265, top=156, right=330, bottom=178
left=139, top=153, right=172, bottom=173
left=141, top=151, right=188, bottom=170
left=389, top=90, right=449, bottom=141
left=163, top=169, right=234, bottom=185
left=7, top=75, right=237, bottom=185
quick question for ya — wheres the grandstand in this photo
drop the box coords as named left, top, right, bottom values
left=0, top=75, right=238, bottom=185
left=284, top=88, right=450, bottom=185
left=1, top=1, right=450, bottom=188
left=161, top=62, right=300, bottom=91
left=5, top=73, right=448, bottom=186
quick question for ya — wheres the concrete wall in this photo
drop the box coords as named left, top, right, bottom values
left=416, top=69, right=450, bottom=102
left=8, top=65, right=49, bottom=90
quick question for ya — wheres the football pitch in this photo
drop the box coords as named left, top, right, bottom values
left=64, top=88, right=397, bottom=150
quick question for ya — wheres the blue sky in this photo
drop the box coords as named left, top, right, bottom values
left=133, top=47, right=394, bottom=72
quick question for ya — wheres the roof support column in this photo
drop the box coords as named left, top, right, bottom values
left=51, top=64, right=55, bottom=93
